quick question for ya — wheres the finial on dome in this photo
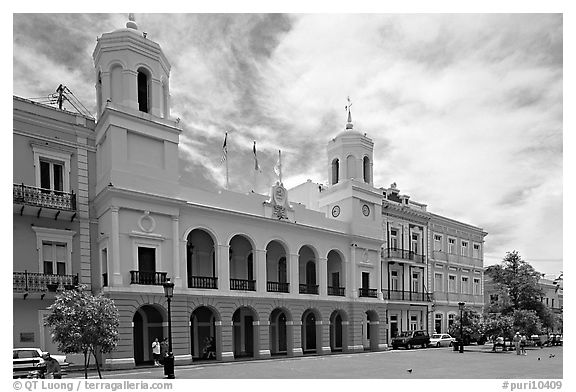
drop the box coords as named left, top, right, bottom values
left=126, top=13, right=138, bottom=30
left=345, top=96, right=353, bottom=130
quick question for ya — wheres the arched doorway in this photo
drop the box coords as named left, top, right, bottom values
left=299, top=246, right=318, bottom=294
left=229, top=235, right=255, bottom=291
left=187, top=229, right=217, bottom=289
left=327, top=250, right=345, bottom=296
left=269, top=308, right=289, bottom=356
left=266, top=241, right=289, bottom=293
left=190, top=306, right=217, bottom=360
left=301, top=309, right=321, bottom=354
left=232, top=307, right=257, bottom=358
left=133, top=305, right=164, bottom=365
left=330, top=310, right=347, bottom=352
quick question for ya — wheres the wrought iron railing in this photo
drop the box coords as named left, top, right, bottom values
left=267, top=281, right=289, bottom=293
left=385, top=289, right=433, bottom=302
left=299, top=283, right=319, bottom=295
left=383, top=248, right=425, bottom=263
left=188, top=276, right=218, bottom=289
left=327, top=286, right=345, bottom=296
left=359, top=288, right=378, bottom=298
left=13, top=271, right=78, bottom=293
left=129, top=270, right=167, bottom=285
left=230, top=278, right=256, bottom=291
left=13, top=183, right=76, bottom=211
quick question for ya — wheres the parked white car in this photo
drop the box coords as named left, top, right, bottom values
left=13, top=348, right=69, bottom=378
left=429, top=333, right=456, bottom=347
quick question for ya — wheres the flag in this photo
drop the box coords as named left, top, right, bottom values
left=220, top=132, right=228, bottom=164
left=253, top=141, right=261, bottom=172
left=274, top=149, right=282, bottom=182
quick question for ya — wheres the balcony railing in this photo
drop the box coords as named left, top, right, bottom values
left=328, top=286, right=345, bottom=296
left=385, top=289, right=433, bottom=302
left=299, top=283, right=319, bottom=295
left=230, top=278, right=256, bottom=291
left=13, top=271, right=78, bottom=293
left=359, top=288, right=378, bottom=298
left=267, top=281, right=289, bottom=293
left=130, top=271, right=167, bottom=285
left=13, top=183, right=76, bottom=211
left=188, top=276, right=218, bottom=289
left=383, top=248, right=425, bottom=263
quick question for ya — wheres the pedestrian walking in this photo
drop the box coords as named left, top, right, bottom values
left=152, top=338, right=161, bottom=366
left=513, top=331, right=521, bottom=355
left=42, top=353, right=61, bottom=379
left=160, top=338, right=169, bottom=364
left=521, top=334, right=527, bottom=355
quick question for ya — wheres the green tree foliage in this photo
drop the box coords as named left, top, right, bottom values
left=45, top=286, right=119, bottom=379
left=512, top=309, right=543, bottom=336
left=448, top=307, right=483, bottom=343
left=485, top=251, right=544, bottom=313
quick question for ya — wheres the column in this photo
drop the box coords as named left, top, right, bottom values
left=123, top=69, right=137, bottom=110
left=318, top=257, right=328, bottom=297
left=289, top=253, right=299, bottom=295
left=217, top=244, right=230, bottom=291
left=257, top=320, right=271, bottom=358
left=377, top=251, right=383, bottom=299
left=318, top=320, right=331, bottom=355
left=172, top=216, right=182, bottom=287
left=287, top=320, right=303, bottom=356
left=348, top=245, right=357, bottom=298
left=110, top=206, right=122, bottom=286
left=255, top=249, right=267, bottom=293
left=217, top=320, right=234, bottom=361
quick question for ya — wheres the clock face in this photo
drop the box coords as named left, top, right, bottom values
left=362, top=204, right=370, bottom=216
left=332, top=205, right=341, bottom=217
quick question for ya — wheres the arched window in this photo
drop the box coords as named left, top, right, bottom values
left=306, top=261, right=316, bottom=285
left=363, top=156, right=370, bottom=183
left=278, top=257, right=287, bottom=283
left=137, top=69, right=150, bottom=113
left=331, top=158, right=339, bottom=185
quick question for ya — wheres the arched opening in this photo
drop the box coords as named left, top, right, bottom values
left=363, top=156, right=370, bottom=183
left=232, top=307, right=257, bottom=358
left=137, top=68, right=151, bottom=113
left=327, top=250, right=345, bottom=296
left=190, top=306, right=217, bottom=360
left=187, top=229, right=217, bottom=289
left=266, top=241, right=288, bottom=292
left=133, top=305, right=164, bottom=365
left=269, top=308, right=289, bottom=356
left=331, top=158, right=339, bottom=185
left=301, top=309, right=320, bottom=354
left=346, top=155, right=356, bottom=180
left=364, top=310, right=380, bottom=351
left=330, top=310, right=347, bottom=352
left=299, top=246, right=317, bottom=294
left=229, top=235, right=255, bottom=291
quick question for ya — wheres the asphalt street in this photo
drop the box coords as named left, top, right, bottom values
left=64, top=345, right=563, bottom=379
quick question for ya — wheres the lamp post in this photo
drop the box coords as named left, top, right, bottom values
left=163, top=278, right=175, bottom=379
left=458, top=302, right=465, bottom=353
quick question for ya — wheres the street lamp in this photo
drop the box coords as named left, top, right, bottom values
left=458, top=302, right=465, bottom=353
left=163, top=278, right=175, bottom=379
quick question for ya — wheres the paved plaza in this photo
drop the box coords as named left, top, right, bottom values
left=65, top=345, right=563, bottom=379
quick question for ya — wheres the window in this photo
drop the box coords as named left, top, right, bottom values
left=138, top=247, right=156, bottom=272
left=448, top=314, right=455, bottom=329
left=434, top=234, right=442, bottom=251
left=411, top=272, right=420, bottom=292
left=461, top=276, right=470, bottom=294
left=363, top=156, right=370, bottom=183
left=43, top=242, right=67, bottom=275
left=434, top=313, right=443, bottom=333
left=551, top=299, right=555, bottom=308
left=32, top=227, right=75, bottom=275
left=448, top=238, right=456, bottom=254
left=461, top=241, right=468, bottom=256
left=545, top=298, right=549, bottom=306
left=411, top=234, right=419, bottom=254
left=448, top=275, right=456, bottom=293
left=434, top=273, right=443, bottom=291
left=33, top=146, right=71, bottom=192
left=331, top=158, right=339, bottom=185
left=137, top=69, right=150, bottom=113
left=410, top=315, right=418, bottom=330
left=473, top=243, right=481, bottom=258
left=473, top=278, right=480, bottom=295
left=390, top=229, right=399, bottom=249
left=390, top=270, right=399, bottom=291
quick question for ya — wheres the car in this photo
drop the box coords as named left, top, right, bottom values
left=391, top=330, right=430, bottom=350
left=430, top=333, right=456, bottom=347
left=13, top=348, right=69, bottom=378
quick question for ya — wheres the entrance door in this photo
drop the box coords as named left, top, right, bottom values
left=304, top=313, right=316, bottom=352
left=362, top=272, right=369, bottom=289
left=390, top=315, right=398, bottom=339
left=138, top=247, right=155, bottom=272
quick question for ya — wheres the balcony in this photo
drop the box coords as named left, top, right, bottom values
left=188, top=276, right=218, bottom=289
left=13, top=183, right=76, bottom=211
left=383, top=248, right=425, bottom=263
left=230, top=278, right=256, bottom=291
left=385, top=289, right=433, bottom=302
left=267, top=281, right=289, bottom=293
left=13, top=271, right=78, bottom=294
left=328, top=286, right=345, bottom=296
left=129, top=271, right=167, bottom=285
left=299, top=283, right=319, bottom=295
left=359, top=288, right=378, bottom=298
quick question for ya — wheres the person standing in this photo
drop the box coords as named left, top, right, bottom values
left=42, top=353, right=61, bottom=379
left=513, top=332, right=522, bottom=355
left=521, top=334, right=527, bottom=355
left=160, top=338, right=169, bottom=364
left=152, top=338, right=161, bottom=366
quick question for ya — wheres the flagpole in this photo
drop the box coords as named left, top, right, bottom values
left=278, top=150, right=283, bottom=184
left=226, top=157, right=229, bottom=190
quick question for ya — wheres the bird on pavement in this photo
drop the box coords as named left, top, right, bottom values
left=407, top=369, right=413, bottom=373
left=538, top=357, right=541, bottom=361
left=549, top=354, right=555, bottom=358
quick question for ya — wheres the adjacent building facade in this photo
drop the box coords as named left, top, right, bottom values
left=13, top=16, right=489, bottom=368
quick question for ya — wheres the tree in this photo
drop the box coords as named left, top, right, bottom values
left=45, top=285, right=119, bottom=379
left=482, top=312, right=515, bottom=350
left=512, top=309, right=543, bottom=336
left=448, top=307, right=483, bottom=344
left=485, top=251, right=544, bottom=313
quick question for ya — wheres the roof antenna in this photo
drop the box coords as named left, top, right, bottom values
left=56, top=84, right=65, bottom=109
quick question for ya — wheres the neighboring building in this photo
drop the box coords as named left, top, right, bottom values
left=12, top=96, right=96, bottom=355
left=13, top=16, right=488, bottom=369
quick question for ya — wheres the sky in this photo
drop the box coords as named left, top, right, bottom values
left=11, top=12, right=564, bottom=278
